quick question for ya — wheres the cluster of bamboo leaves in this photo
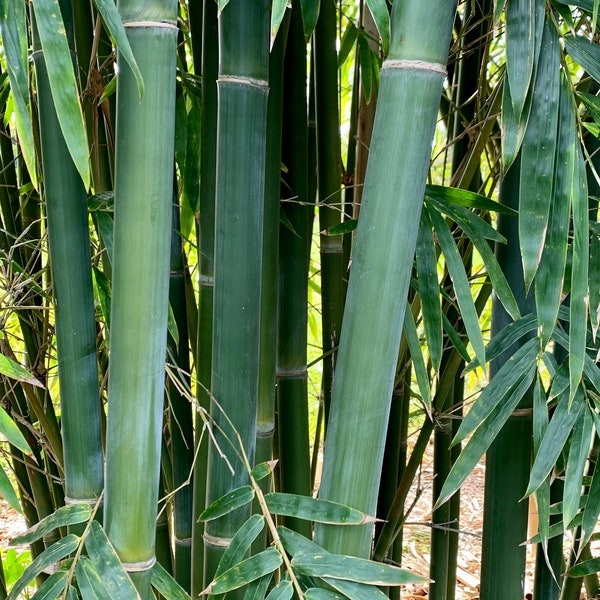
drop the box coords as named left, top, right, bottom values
left=3, top=0, right=600, bottom=599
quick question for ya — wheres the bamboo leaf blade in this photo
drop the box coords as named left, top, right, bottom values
left=30, top=570, right=69, bottom=600
left=31, top=0, right=90, bottom=187
left=564, top=35, right=600, bottom=85
left=198, top=486, right=256, bottom=522
left=150, top=562, right=192, bottom=600
left=525, top=388, right=585, bottom=498
left=0, top=467, right=21, bottom=513
left=403, top=306, right=432, bottom=412
left=12, top=503, right=92, bottom=546
left=0, top=354, right=43, bottom=390
left=425, top=184, right=518, bottom=216
left=0, top=403, right=32, bottom=454
left=265, top=580, right=293, bottom=600
left=364, top=0, right=390, bottom=56
left=290, top=553, right=425, bottom=585
left=518, top=17, right=560, bottom=291
left=264, top=493, right=377, bottom=525
left=76, top=556, right=112, bottom=600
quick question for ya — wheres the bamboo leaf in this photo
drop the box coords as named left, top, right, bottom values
left=338, top=22, right=358, bottom=67
left=0, top=354, right=43, bottom=389
left=265, top=493, right=377, bottom=525
left=31, top=0, right=90, bottom=188
left=403, top=307, right=432, bottom=412
left=565, top=35, right=600, bottom=85
left=532, top=377, right=551, bottom=547
left=150, top=562, right=191, bottom=600
left=291, top=553, right=425, bottom=586
left=364, top=0, right=389, bottom=56
left=270, top=0, right=289, bottom=48
left=428, top=207, right=486, bottom=371
left=568, top=126, right=589, bottom=403
left=358, top=35, right=373, bottom=104
left=264, top=579, right=293, bottom=600
left=415, top=209, right=442, bottom=372
left=250, top=461, right=277, bottom=482
left=568, top=557, right=600, bottom=577
left=437, top=361, right=537, bottom=507
left=92, top=0, right=144, bottom=97
left=519, top=18, right=560, bottom=291
left=84, top=521, right=139, bottom=600
left=324, top=220, right=358, bottom=236
left=203, top=548, right=282, bottom=596
left=31, top=570, right=69, bottom=600
left=0, top=404, right=29, bottom=454
left=8, top=535, right=80, bottom=600
left=563, top=402, right=593, bottom=528
left=591, top=230, right=600, bottom=338
left=580, top=447, right=600, bottom=548
left=502, top=73, right=532, bottom=172
left=0, top=466, right=21, bottom=513
left=425, top=184, right=518, bottom=216
left=299, top=0, right=320, bottom=39
left=199, top=485, right=255, bottom=522
left=0, top=0, right=38, bottom=188
left=12, top=504, right=91, bottom=546
left=243, top=573, right=273, bottom=600
left=525, top=388, right=585, bottom=497
left=215, top=514, right=265, bottom=578
left=76, top=556, right=110, bottom=600
left=535, top=76, right=575, bottom=347
left=304, top=590, right=345, bottom=600
left=505, top=0, right=536, bottom=119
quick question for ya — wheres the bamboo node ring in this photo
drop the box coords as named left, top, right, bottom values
left=203, top=533, right=231, bottom=548
left=121, top=557, right=156, bottom=572
left=64, top=496, right=99, bottom=506
left=382, top=59, right=447, bottom=76
left=123, top=20, right=178, bottom=30
left=218, top=75, right=269, bottom=90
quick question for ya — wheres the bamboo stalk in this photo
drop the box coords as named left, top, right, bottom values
left=315, top=0, right=458, bottom=558
left=103, top=2, right=178, bottom=596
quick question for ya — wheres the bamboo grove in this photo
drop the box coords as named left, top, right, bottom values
left=2, top=0, right=600, bottom=598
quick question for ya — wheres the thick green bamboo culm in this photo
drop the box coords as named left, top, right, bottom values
left=203, top=0, right=269, bottom=588
left=103, top=2, right=178, bottom=596
left=314, top=0, right=458, bottom=558
left=31, top=3, right=103, bottom=509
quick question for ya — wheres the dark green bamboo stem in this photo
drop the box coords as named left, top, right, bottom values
left=314, top=0, right=345, bottom=425
left=276, top=2, right=312, bottom=538
left=31, top=2, right=104, bottom=510
left=191, top=0, right=217, bottom=594
left=203, top=0, right=269, bottom=589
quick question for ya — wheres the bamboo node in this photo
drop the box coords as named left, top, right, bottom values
left=203, top=533, right=232, bottom=548
left=122, top=20, right=178, bottom=30
left=121, top=557, right=156, bottom=572
left=64, top=496, right=100, bottom=506
left=382, top=59, right=446, bottom=76
left=218, top=75, right=269, bottom=90
left=511, top=407, right=534, bottom=417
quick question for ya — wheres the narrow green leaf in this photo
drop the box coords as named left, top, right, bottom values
left=535, top=76, right=575, bottom=347
left=437, top=362, right=537, bottom=507
left=243, top=573, right=273, bottom=600
left=0, top=354, right=43, bottom=389
left=291, top=553, right=424, bottom=586
left=84, top=521, right=139, bottom=600
left=505, top=0, right=536, bottom=119
left=150, top=561, right=192, bottom=600
left=425, top=184, right=518, bottom=216
left=501, top=73, right=532, bottom=172
left=270, top=0, right=288, bottom=48
left=415, top=209, right=442, bottom=372
left=358, top=36, right=373, bottom=104
left=325, top=220, right=358, bottom=236
left=428, top=207, right=486, bottom=370
left=0, top=466, right=21, bottom=513
left=0, top=0, right=38, bottom=187
left=403, top=307, right=432, bottom=412
left=519, top=18, right=560, bottom=291
left=300, top=0, right=320, bottom=39
left=31, top=0, right=90, bottom=188
left=364, top=0, right=389, bottom=56
left=250, top=461, right=277, bottom=482
left=8, top=535, right=80, bottom=600
left=432, top=199, right=506, bottom=243
left=214, top=514, right=265, bottom=578
left=568, top=129, right=589, bottom=403
left=525, top=388, right=585, bottom=497
left=92, top=0, right=144, bottom=97
left=568, top=557, right=600, bottom=577
left=76, top=556, right=110, bottom=600
left=532, top=377, right=551, bottom=547
left=591, top=230, right=600, bottom=338
left=203, top=548, right=282, bottom=596
left=265, top=493, right=376, bottom=525
left=12, top=504, right=91, bottom=546
left=277, top=527, right=389, bottom=600
left=304, top=590, right=345, bottom=600
left=31, top=570, right=69, bottom=600
left=198, top=485, right=255, bottom=522
left=565, top=35, right=600, bottom=85
left=338, top=22, right=358, bottom=67
left=265, top=580, right=293, bottom=600
left=0, top=404, right=30, bottom=454
left=580, top=447, right=600, bottom=548
left=563, top=403, right=593, bottom=528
